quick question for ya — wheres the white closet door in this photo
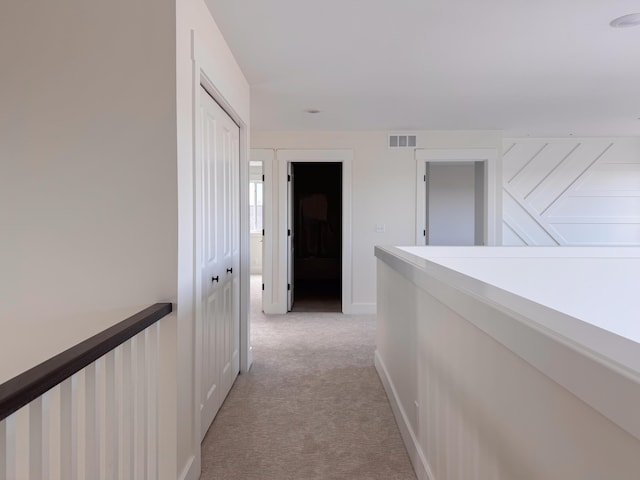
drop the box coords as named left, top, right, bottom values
left=198, top=87, right=240, bottom=441
left=217, top=103, right=240, bottom=397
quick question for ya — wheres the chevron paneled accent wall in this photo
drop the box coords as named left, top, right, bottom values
left=502, top=138, right=640, bottom=245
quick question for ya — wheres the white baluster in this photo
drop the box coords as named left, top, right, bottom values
left=48, top=385, right=61, bottom=480
left=14, top=406, right=29, bottom=480
left=95, top=357, right=106, bottom=480
left=75, top=371, right=86, bottom=478
left=85, top=363, right=99, bottom=478
left=120, top=340, right=133, bottom=480
left=146, top=323, right=159, bottom=479
left=41, top=392, right=52, bottom=480
left=4, top=414, right=15, bottom=480
left=105, top=350, right=118, bottom=480
left=134, top=332, right=147, bottom=479
left=433, top=376, right=440, bottom=477
left=60, top=376, right=76, bottom=480
left=1, top=418, right=7, bottom=480
left=29, top=397, right=43, bottom=480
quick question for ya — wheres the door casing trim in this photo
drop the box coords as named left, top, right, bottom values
left=415, top=148, right=501, bottom=246
left=277, top=149, right=353, bottom=314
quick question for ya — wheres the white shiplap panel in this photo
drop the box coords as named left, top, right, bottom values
left=503, top=192, right=559, bottom=245
left=551, top=223, right=640, bottom=245
left=547, top=196, right=640, bottom=221
left=527, top=141, right=613, bottom=214
left=574, top=164, right=640, bottom=194
left=502, top=222, right=527, bottom=246
left=597, top=139, right=640, bottom=164
left=503, top=138, right=640, bottom=246
left=502, top=141, right=546, bottom=183
left=509, top=142, right=578, bottom=199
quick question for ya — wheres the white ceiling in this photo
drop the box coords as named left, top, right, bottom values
left=205, top=0, right=640, bottom=136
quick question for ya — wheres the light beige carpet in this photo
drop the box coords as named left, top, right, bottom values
left=200, top=276, right=416, bottom=480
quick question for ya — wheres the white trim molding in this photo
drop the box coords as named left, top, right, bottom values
left=188, top=28, right=251, bottom=480
left=415, top=148, right=501, bottom=246
left=276, top=149, right=354, bottom=314
left=250, top=149, right=276, bottom=313
left=375, top=351, right=434, bottom=480
left=349, top=303, right=377, bottom=315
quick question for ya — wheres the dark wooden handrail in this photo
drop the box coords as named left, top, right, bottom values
left=0, top=303, right=172, bottom=421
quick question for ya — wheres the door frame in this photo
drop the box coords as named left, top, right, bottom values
left=194, top=61, right=251, bottom=373
left=249, top=149, right=275, bottom=314
left=415, top=148, right=501, bottom=245
left=277, top=149, right=353, bottom=314
left=425, top=161, right=484, bottom=245
left=190, top=34, right=251, bottom=477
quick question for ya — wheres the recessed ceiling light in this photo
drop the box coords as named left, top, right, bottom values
left=610, top=13, right=640, bottom=28
left=305, top=109, right=321, bottom=114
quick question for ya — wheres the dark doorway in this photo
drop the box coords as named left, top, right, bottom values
left=291, top=162, right=342, bottom=312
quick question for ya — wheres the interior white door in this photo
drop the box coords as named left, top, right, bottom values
left=287, top=162, right=294, bottom=311
left=197, top=86, right=240, bottom=441
left=218, top=100, right=240, bottom=401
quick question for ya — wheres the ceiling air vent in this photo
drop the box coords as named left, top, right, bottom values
left=388, top=134, right=417, bottom=148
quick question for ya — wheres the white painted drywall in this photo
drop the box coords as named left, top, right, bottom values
left=0, top=0, right=177, bottom=329
left=502, top=137, right=640, bottom=246
left=0, top=1, right=249, bottom=478
left=427, top=163, right=477, bottom=245
left=0, top=3, right=180, bottom=478
left=176, top=0, right=250, bottom=478
left=251, top=130, right=502, bottom=313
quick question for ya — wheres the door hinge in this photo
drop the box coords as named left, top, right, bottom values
left=288, top=174, right=291, bottom=182
left=287, top=283, right=291, bottom=291
left=262, top=174, right=265, bottom=181
left=262, top=283, right=265, bottom=291
left=287, top=229, right=291, bottom=237
left=423, top=229, right=426, bottom=237
left=424, top=175, right=426, bottom=182
left=262, top=229, right=265, bottom=236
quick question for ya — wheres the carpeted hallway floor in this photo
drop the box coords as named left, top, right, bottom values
left=200, top=276, right=416, bottom=480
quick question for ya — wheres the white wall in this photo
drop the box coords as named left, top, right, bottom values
left=0, top=3, right=179, bottom=478
left=503, top=137, right=640, bottom=245
left=0, top=1, right=249, bottom=478
left=252, top=131, right=502, bottom=312
left=176, top=1, right=250, bottom=478
left=0, top=0, right=177, bottom=327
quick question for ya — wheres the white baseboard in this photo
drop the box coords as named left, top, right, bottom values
left=374, top=351, right=435, bottom=480
left=346, top=302, right=376, bottom=315
left=262, top=302, right=286, bottom=315
left=262, top=302, right=376, bottom=315
left=179, top=454, right=199, bottom=480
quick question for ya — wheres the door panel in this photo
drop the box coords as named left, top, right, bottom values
left=198, top=86, right=240, bottom=441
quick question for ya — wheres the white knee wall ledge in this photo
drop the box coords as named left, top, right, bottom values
left=375, top=245, right=640, bottom=480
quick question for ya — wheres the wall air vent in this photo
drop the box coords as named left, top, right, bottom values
left=388, top=134, right=417, bottom=148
